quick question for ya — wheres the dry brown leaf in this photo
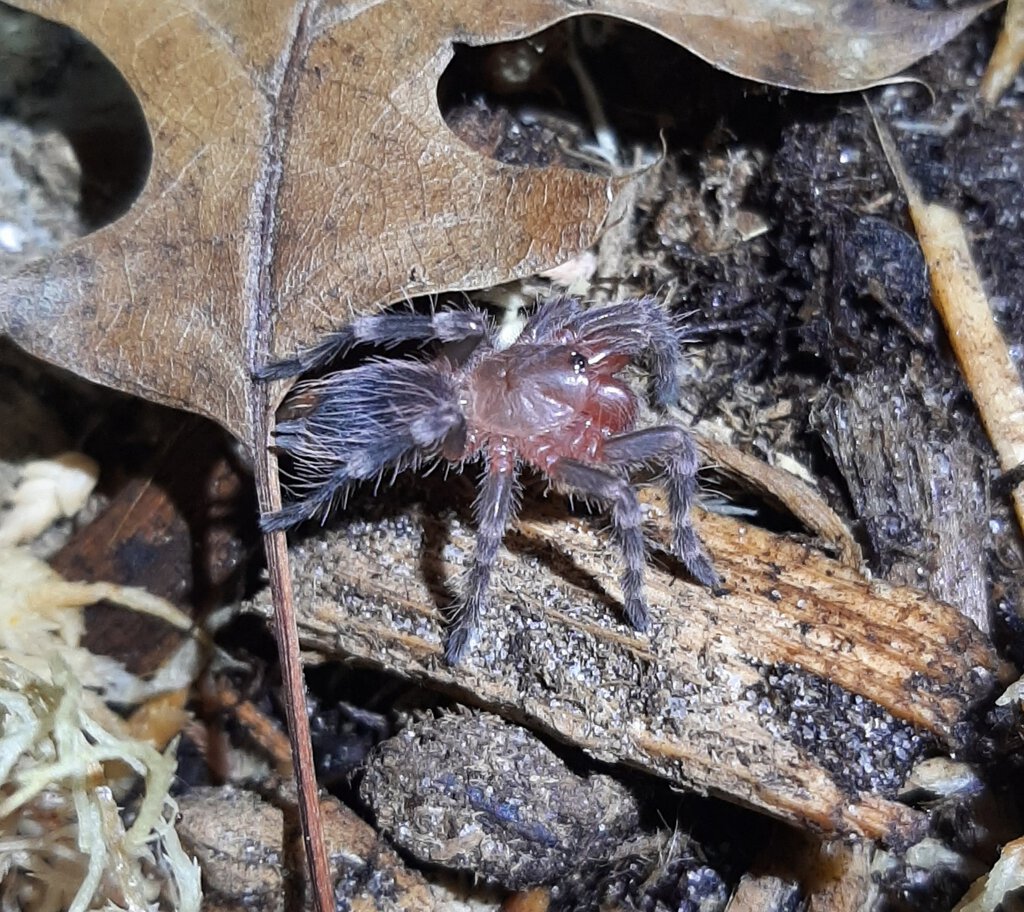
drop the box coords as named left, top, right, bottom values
left=0, top=0, right=992, bottom=445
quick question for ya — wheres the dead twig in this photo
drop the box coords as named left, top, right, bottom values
left=873, top=112, right=1024, bottom=537
left=980, top=0, right=1024, bottom=104
left=696, top=432, right=863, bottom=569
left=252, top=385, right=333, bottom=912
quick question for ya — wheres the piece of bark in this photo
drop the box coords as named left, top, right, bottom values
left=502, top=889, right=551, bottom=912
left=802, top=841, right=877, bottom=912
left=811, top=358, right=991, bottom=632
left=50, top=419, right=249, bottom=675
left=724, top=874, right=800, bottom=912
left=952, top=834, right=1024, bottom=912
left=176, top=786, right=436, bottom=912
left=697, top=432, right=862, bottom=568
left=728, top=831, right=877, bottom=911
left=253, top=478, right=1004, bottom=844
left=50, top=477, right=193, bottom=676
left=204, top=676, right=295, bottom=777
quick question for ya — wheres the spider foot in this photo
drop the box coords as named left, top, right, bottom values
left=621, top=566, right=651, bottom=631
left=673, top=526, right=722, bottom=591
left=444, top=622, right=476, bottom=665
left=623, top=594, right=651, bottom=632
left=685, top=551, right=722, bottom=591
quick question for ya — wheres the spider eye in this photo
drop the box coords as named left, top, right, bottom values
left=570, top=352, right=587, bottom=373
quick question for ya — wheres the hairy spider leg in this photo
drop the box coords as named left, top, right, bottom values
left=567, top=298, right=685, bottom=407
left=602, top=427, right=721, bottom=590
left=260, top=451, right=395, bottom=531
left=261, top=361, right=465, bottom=531
left=516, top=296, right=585, bottom=343
left=445, top=453, right=521, bottom=664
left=548, top=458, right=651, bottom=632
left=257, top=308, right=491, bottom=379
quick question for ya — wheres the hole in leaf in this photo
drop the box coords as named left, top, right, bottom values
left=0, top=2, right=152, bottom=238
left=437, top=15, right=781, bottom=170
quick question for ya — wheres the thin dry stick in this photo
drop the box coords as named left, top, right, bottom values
left=696, top=432, right=863, bottom=568
left=980, top=0, right=1024, bottom=104
left=873, top=111, right=1024, bottom=535
left=252, top=398, right=333, bottom=912
left=915, top=206, right=1024, bottom=532
left=263, top=529, right=334, bottom=911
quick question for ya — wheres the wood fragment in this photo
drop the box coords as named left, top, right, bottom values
left=724, top=874, right=800, bottom=912
left=176, top=786, right=437, bottom=912
left=502, top=889, right=550, bottom=912
left=811, top=361, right=990, bottom=632
left=873, top=115, right=1024, bottom=536
left=259, top=482, right=1004, bottom=844
left=205, top=677, right=294, bottom=776
left=803, top=841, right=877, bottom=912
left=728, top=831, right=877, bottom=911
left=981, top=0, right=1024, bottom=104
left=50, top=477, right=193, bottom=675
left=953, top=835, right=1024, bottom=912
left=697, top=432, right=863, bottom=568
left=49, top=419, right=250, bottom=675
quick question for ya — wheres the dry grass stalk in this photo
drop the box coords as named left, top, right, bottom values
left=908, top=201, right=1024, bottom=534
left=981, top=0, right=1024, bottom=104
left=873, top=114, right=1024, bottom=536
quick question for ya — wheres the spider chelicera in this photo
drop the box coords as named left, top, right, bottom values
left=260, top=296, right=721, bottom=663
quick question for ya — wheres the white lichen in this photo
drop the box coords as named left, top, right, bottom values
left=0, top=659, right=201, bottom=912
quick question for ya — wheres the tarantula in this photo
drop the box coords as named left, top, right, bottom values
left=260, top=296, right=721, bottom=663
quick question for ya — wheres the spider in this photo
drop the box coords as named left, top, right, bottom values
left=260, top=296, right=721, bottom=663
